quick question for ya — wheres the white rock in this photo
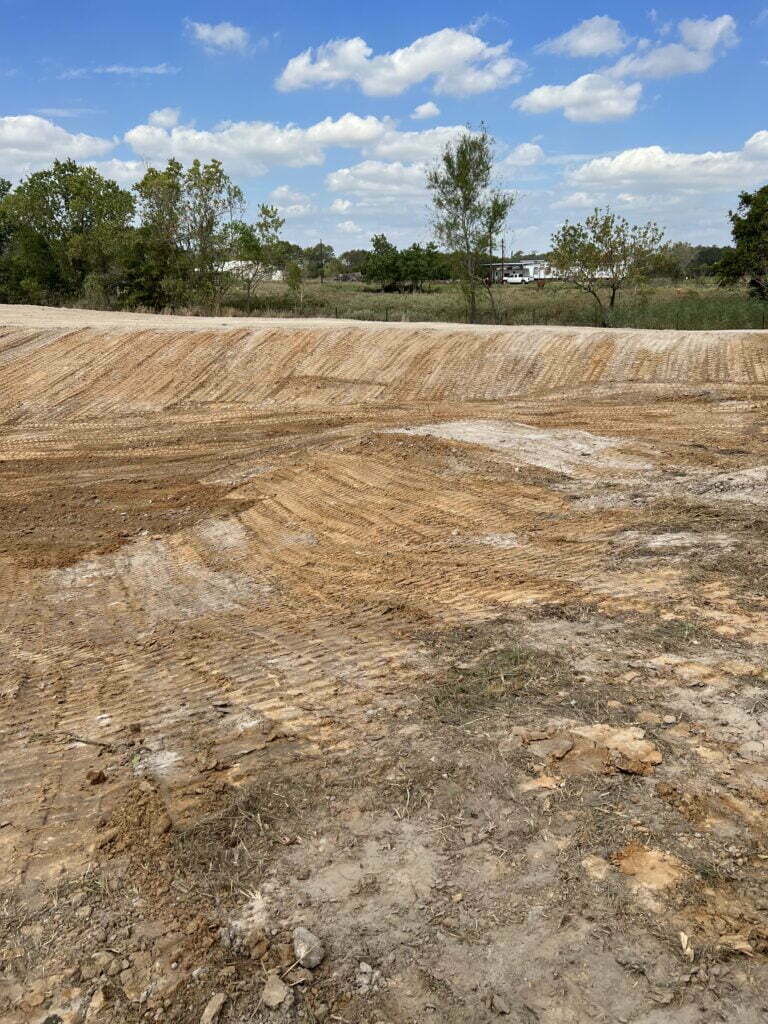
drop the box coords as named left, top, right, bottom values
left=293, top=926, right=325, bottom=968
left=200, top=992, right=227, bottom=1024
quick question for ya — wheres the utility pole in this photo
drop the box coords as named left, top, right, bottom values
left=501, top=236, right=505, bottom=279
left=319, top=238, right=325, bottom=284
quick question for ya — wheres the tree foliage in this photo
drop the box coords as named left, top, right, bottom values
left=338, top=249, right=369, bottom=274
left=549, top=208, right=665, bottom=325
left=362, top=234, right=402, bottom=291
left=303, top=242, right=335, bottom=280
left=1, top=160, right=134, bottom=305
left=361, top=235, right=444, bottom=292
left=229, top=204, right=285, bottom=312
left=427, top=126, right=514, bottom=322
left=717, top=184, right=768, bottom=301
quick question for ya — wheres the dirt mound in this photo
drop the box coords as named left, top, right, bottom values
left=1, top=305, right=766, bottom=423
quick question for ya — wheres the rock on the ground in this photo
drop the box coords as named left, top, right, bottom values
left=356, top=960, right=382, bottom=993
left=85, top=987, right=107, bottom=1021
left=262, top=972, right=289, bottom=1009
left=292, top=926, right=325, bottom=968
left=572, top=724, right=662, bottom=775
left=200, top=991, right=227, bottom=1024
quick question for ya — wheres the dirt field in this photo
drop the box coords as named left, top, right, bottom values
left=1, top=305, right=768, bottom=1024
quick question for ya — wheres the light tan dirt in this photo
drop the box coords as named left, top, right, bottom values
left=1, top=307, right=768, bottom=1023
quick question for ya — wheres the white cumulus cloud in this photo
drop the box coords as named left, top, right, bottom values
left=411, top=101, right=441, bottom=120
left=500, top=142, right=545, bottom=167
left=276, top=28, right=526, bottom=97
left=515, top=73, right=642, bottom=122
left=185, top=19, right=250, bottom=54
left=122, top=111, right=477, bottom=176
left=92, top=159, right=147, bottom=187
left=304, top=113, right=390, bottom=146
left=337, top=219, right=363, bottom=234
left=269, top=184, right=313, bottom=216
left=326, top=160, right=428, bottom=196
left=607, top=14, right=738, bottom=79
left=568, top=130, right=768, bottom=191
left=370, top=124, right=466, bottom=162
left=0, top=114, right=115, bottom=178
left=124, top=112, right=392, bottom=175
left=148, top=107, right=180, bottom=129
left=270, top=185, right=310, bottom=204
left=538, top=16, right=628, bottom=58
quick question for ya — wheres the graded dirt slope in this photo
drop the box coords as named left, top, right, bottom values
left=1, top=304, right=767, bottom=423
left=1, top=306, right=768, bottom=1024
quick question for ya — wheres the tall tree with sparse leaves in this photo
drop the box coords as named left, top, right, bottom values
left=427, top=126, right=514, bottom=322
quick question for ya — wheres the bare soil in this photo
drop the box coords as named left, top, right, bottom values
left=1, top=309, right=768, bottom=1024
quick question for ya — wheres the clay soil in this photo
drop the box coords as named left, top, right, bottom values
left=1, top=307, right=768, bottom=1024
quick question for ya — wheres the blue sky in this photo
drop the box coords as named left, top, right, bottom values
left=1, top=1, right=766, bottom=251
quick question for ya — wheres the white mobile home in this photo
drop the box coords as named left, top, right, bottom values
left=485, top=260, right=558, bottom=284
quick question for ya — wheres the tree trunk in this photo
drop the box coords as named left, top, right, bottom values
left=467, top=285, right=477, bottom=323
left=590, top=291, right=607, bottom=327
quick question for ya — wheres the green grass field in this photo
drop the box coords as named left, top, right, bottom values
left=221, top=278, right=768, bottom=330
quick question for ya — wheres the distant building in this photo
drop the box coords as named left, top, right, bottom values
left=223, top=260, right=284, bottom=282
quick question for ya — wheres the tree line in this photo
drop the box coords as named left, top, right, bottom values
left=0, top=140, right=765, bottom=322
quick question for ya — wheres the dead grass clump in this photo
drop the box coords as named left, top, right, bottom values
left=643, top=498, right=766, bottom=537
left=426, top=624, right=576, bottom=722
left=687, top=547, right=768, bottom=597
left=620, top=613, right=714, bottom=654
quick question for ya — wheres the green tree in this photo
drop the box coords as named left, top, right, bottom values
left=339, top=248, right=369, bottom=274
left=427, top=126, right=514, bottom=322
left=688, top=245, right=733, bottom=278
left=182, top=159, right=244, bottom=312
left=131, top=159, right=187, bottom=311
left=399, top=242, right=443, bottom=292
left=0, top=178, right=15, bottom=301
left=269, top=240, right=305, bottom=270
left=132, top=158, right=246, bottom=313
left=5, top=160, right=134, bottom=305
left=549, top=208, right=665, bottom=326
left=303, top=242, right=335, bottom=280
left=230, top=204, right=285, bottom=312
left=362, top=234, right=402, bottom=291
left=717, top=185, right=768, bottom=301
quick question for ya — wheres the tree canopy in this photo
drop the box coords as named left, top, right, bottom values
left=717, top=184, right=768, bottom=301
left=549, top=208, right=665, bottom=325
